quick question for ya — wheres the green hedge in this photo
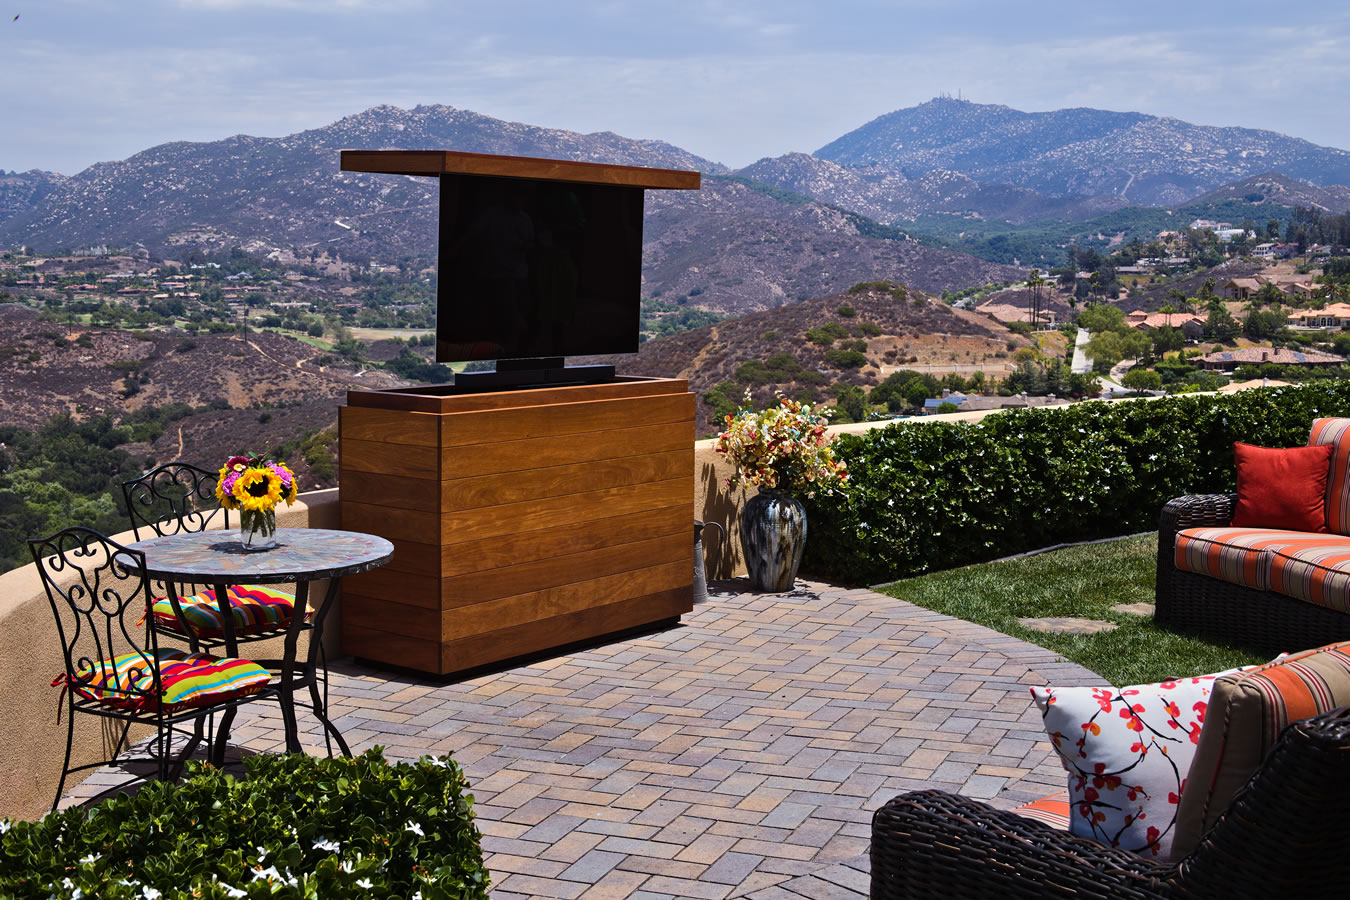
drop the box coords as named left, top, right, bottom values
left=0, top=750, right=488, bottom=899
left=801, top=382, right=1350, bottom=585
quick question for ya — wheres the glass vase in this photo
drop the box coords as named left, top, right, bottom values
left=239, top=508, right=278, bottom=550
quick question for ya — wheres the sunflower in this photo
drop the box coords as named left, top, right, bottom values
left=232, top=466, right=284, bottom=512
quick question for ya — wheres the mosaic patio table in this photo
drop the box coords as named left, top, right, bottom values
left=122, top=528, right=394, bottom=755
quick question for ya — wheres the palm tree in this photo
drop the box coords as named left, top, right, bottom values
left=1027, top=269, right=1045, bottom=327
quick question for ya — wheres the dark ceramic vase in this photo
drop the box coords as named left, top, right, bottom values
left=739, top=488, right=806, bottom=592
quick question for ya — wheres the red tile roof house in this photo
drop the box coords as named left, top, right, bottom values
left=1196, top=347, right=1344, bottom=370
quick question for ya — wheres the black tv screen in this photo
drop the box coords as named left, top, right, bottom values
left=435, top=174, right=644, bottom=363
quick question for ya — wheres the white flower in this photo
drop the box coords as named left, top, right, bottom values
left=141, top=888, right=161, bottom=900
left=423, top=757, right=449, bottom=768
left=405, top=821, right=424, bottom=836
left=341, top=860, right=356, bottom=873
left=256, top=846, right=269, bottom=861
left=313, top=837, right=340, bottom=853
left=79, top=854, right=99, bottom=865
left=355, top=878, right=374, bottom=889
left=0, top=821, right=10, bottom=834
left=221, top=886, right=246, bottom=899
left=252, top=866, right=283, bottom=882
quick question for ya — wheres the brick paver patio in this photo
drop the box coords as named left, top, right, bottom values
left=64, top=578, right=1099, bottom=899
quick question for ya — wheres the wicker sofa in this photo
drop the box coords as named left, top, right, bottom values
left=871, top=704, right=1350, bottom=899
left=1155, top=492, right=1350, bottom=655
left=1154, top=417, right=1350, bottom=655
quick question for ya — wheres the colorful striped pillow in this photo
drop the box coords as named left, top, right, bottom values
left=1172, top=641, right=1350, bottom=859
left=65, top=648, right=271, bottom=714
left=1307, top=418, right=1350, bottom=534
left=150, top=584, right=310, bottom=638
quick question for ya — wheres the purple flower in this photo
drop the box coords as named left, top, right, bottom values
left=270, top=464, right=292, bottom=487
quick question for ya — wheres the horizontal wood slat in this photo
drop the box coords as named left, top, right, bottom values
left=341, top=439, right=438, bottom=479
left=441, top=560, right=689, bottom=641
left=440, top=394, right=693, bottom=447
left=343, top=569, right=440, bottom=610
left=339, top=407, right=439, bottom=446
left=346, top=376, right=688, bottom=415
left=340, top=622, right=440, bottom=674
left=436, top=505, right=688, bottom=577
left=338, top=471, right=440, bottom=513
left=438, top=587, right=691, bottom=674
left=439, top=532, right=690, bottom=608
left=437, top=477, right=691, bottom=545
left=441, top=450, right=690, bottom=512
left=441, top=421, right=691, bottom=479
left=342, top=592, right=440, bottom=637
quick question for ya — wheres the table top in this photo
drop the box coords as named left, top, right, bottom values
left=121, top=527, right=394, bottom=583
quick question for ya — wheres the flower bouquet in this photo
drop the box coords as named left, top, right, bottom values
left=714, top=390, right=847, bottom=499
left=215, top=453, right=298, bottom=549
left=714, top=391, right=847, bottom=592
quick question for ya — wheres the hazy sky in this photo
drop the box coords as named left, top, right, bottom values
left=5, top=1, right=1350, bottom=175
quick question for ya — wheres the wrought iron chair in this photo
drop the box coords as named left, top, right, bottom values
left=32, top=526, right=275, bottom=811
left=121, top=461, right=342, bottom=756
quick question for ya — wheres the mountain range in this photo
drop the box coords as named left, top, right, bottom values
left=4, top=97, right=1350, bottom=313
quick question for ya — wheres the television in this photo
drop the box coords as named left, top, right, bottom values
left=435, top=173, right=644, bottom=367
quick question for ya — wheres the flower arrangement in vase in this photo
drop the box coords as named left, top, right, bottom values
left=714, top=391, right=847, bottom=591
left=216, top=453, right=298, bottom=550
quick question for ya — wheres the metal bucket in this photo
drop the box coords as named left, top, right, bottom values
left=693, top=520, right=724, bottom=604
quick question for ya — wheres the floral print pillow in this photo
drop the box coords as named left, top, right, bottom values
left=1030, top=668, right=1251, bottom=860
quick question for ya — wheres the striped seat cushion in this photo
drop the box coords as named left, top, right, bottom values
left=150, top=585, right=311, bottom=638
left=1268, top=539, right=1350, bottom=614
left=64, top=648, right=271, bottom=714
left=1173, top=527, right=1313, bottom=591
left=1173, top=642, right=1350, bottom=859
left=1014, top=791, right=1070, bottom=830
left=1308, top=418, right=1350, bottom=534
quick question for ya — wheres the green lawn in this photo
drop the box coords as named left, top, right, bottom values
left=875, top=534, right=1266, bottom=686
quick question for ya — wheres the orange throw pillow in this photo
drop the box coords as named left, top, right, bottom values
left=1230, top=442, right=1332, bottom=532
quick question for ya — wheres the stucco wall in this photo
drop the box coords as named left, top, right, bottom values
left=0, top=489, right=339, bottom=821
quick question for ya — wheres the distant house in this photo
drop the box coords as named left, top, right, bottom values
left=1196, top=347, right=1344, bottom=370
left=1253, top=243, right=1278, bottom=259
left=923, top=394, right=967, bottom=415
left=1126, top=311, right=1203, bottom=331
left=1287, top=303, right=1350, bottom=329
left=1224, top=278, right=1265, bottom=299
left=974, top=300, right=1057, bottom=327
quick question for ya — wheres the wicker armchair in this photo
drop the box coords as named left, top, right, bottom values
left=1155, top=493, right=1350, bottom=656
left=871, top=705, right=1350, bottom=899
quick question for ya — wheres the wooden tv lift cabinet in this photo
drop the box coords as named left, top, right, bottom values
left=339, top=377, right=695, bottom=676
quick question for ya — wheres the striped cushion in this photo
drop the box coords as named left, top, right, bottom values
left=151, top=585, right=310, bottom=638
left=1308, top=418, right=1350, bottom=534
left=1014, top=791, right=1070, bottom=830
left=1172, top=642, right=1350, bottom=859
left=1173, top=527, right=1311, bottom=591
left=66, top=648, right=271, bottom=714
left=1268, top=539, right=1350, bottom=614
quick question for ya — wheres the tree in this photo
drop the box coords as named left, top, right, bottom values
left=1077, top=303, right=1126, bottom=333
left=1204, top=305, right=1241, bottom=342
left=1151, top=325, right=1185, bottom=356
left=1267, top=219, right=1281, bottom=239
left=1122, top=368, right=1163, bottom=393
left=1243, top=306, right=1288, bottom=340
left=1026, top=269, right=1045, bottom=326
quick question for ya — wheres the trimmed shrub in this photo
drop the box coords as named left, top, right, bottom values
left=801, top=383, right=1350, bottom=585
left=0, top=749, right=489, bottom=899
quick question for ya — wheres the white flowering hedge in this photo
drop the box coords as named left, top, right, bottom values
left=801, top=382, right=1350, bottom=584
left=0, top=749, right=488, bottom=899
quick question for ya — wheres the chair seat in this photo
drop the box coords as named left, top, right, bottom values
left=1014, top=790, right=1070, bottom=831
left=1175, top=526, right=1350, bottom=612
left=151, top=584, right=313, bottom=638
left=62, top=648, right=271, bottom=714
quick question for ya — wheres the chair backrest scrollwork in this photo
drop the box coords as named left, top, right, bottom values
left=29, top=526, right=162, bottom=710
left=122, top=462, right=227, bottom=540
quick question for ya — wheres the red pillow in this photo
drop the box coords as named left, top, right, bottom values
left=1230, top=441, right=1332, bottom=532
